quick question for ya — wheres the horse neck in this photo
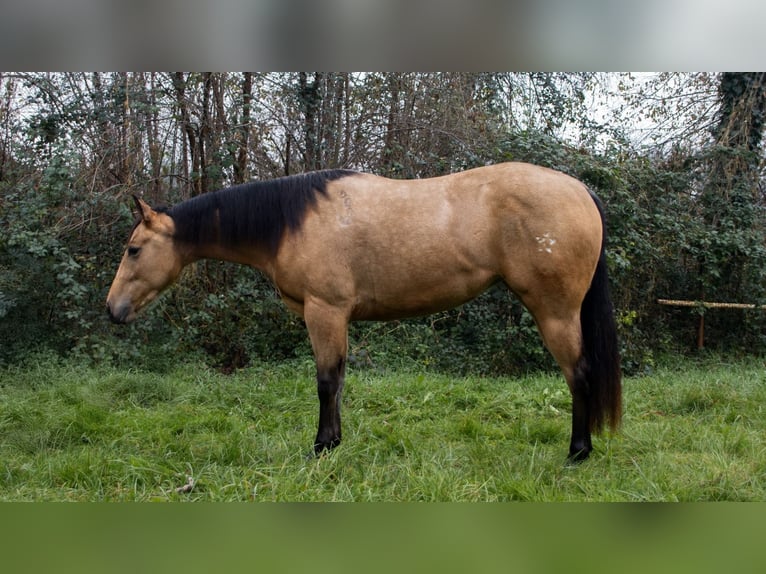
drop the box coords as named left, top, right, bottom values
left=183, top=239, right=273, bottom=271
left=171, top=198, right=275, bottom=272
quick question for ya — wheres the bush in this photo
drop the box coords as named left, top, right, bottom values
left=2, top=111, right=765, bottom=376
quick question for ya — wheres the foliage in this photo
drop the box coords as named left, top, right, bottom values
left=1, top=73, right=766, bottom=374
left=168, top=262, right=312, bottom=370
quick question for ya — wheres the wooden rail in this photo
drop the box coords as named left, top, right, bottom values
left=657, top=299, right=766, bottom=310
left=657, top=298, right=766, bottom=349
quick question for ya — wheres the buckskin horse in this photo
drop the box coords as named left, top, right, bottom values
left=106, top=163, right=621, bottom=461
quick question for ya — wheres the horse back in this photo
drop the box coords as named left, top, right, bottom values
left=271, top=163, right=602, bottom=320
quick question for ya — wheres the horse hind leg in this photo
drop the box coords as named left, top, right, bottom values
left=533, top=312, right=592, bottom=461
left=567, top=358, right=593, bottom=462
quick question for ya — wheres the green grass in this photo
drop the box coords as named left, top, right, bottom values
left=1, top=355, right=765, bottom=501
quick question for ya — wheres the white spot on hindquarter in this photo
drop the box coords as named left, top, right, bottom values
left=535, top=232, right=557, bottom=254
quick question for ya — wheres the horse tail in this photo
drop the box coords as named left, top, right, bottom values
left=580, top=191, right=622, bottom=434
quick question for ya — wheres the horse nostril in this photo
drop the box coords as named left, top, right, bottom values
left=106, top=300, right=126, bottom=324
left=106, top=301, right=117, bottom=323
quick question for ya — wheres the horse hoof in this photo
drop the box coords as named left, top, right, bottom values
left=567, top=447, right=591, bottom=463
left=313, top=438, right=341, bottom=457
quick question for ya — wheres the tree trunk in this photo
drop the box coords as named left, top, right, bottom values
left=382, top=74, right=401, bottom=175
left=143, top=72, right=163, bottom=199
left=172, top=72, right=198, bottom=197
left=299, top=72, right=322, bottom=171
left=199, top=72, right=212, bottom=195
left=235, top=72, right=253, bottom=183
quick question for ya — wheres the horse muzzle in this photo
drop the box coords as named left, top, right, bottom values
left=106, top=299, right=133, bottom=324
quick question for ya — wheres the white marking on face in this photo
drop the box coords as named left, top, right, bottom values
left=535, top=232, right=557, bottom=254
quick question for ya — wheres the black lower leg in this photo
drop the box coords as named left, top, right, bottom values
left=568, top=367, right=592, bottom=462
left=314, top=358, right=345, bottom=455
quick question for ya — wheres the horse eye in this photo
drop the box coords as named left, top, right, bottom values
left=127, top=246, right=141, bottom=258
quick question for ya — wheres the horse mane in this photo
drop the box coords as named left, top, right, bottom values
left=165, top=169, right=355, bottom=255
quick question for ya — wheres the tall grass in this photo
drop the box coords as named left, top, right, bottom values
left=1, top=355, right=764, bottom=501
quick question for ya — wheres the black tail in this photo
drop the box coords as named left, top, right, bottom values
left=580, top=192, right=622, bottom=434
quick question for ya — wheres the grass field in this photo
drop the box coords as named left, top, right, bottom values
left=1, top=355, right=765, bottom=501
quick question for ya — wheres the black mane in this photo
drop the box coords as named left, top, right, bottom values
left=166, top=170, right=355, bottom=255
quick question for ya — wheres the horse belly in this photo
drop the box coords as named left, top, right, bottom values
left=350, top=264, right=497, bottom=321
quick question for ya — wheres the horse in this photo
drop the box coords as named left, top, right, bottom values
left=106, top=162, right=621, bottom=461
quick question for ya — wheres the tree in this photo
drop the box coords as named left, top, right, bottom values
left=697, top=73, right=766, bottom=303
left=2, top=72, right=766, bottom=368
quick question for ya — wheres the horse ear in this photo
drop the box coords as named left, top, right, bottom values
left=132, top=195, right=157, bottom=225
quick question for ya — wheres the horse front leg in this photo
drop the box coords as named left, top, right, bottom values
left=304, top=301, right=349, bottom=455
left=314, top=356, right=346, bottom=454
